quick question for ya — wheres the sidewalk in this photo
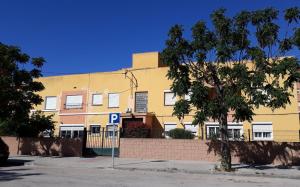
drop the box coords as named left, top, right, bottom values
left=7, top=156, right=300, bottom=179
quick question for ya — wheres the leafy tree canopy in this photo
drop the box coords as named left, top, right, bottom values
left=161, top=7, right=300, bottom=170
left=0, top=42, right=53, bottom=137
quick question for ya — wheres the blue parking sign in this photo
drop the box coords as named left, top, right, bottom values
left=109, top=113, right=120, bottom=124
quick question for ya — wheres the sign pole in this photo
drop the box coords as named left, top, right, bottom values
left=112, top=123, right=115, bottom=169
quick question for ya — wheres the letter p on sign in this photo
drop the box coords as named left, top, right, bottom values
left=109, top=113, right=120, bottom=124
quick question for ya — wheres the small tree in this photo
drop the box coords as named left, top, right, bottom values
left=161, top=7, right=300, bottom=170
left=0, top=42, right=48, bottom=136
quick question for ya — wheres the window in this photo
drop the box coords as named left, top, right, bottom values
left=184, top=123, right=199, bottom=137
left=252, top=123, right=273, bottom=141
left=60, top=125, right=84, bottom=138
left=108, top=93, right=119, bottom=108
left=45, top=96, right=57, bottom=110
left=184, top=91, right=192, bottom=101
left=90, top=125, right=101, bottom=134
left=135, top=92, right=148, bottom=113
left=206, top=125, right=220, bottom=139
left=65, top=95, right=83, bottom=109
left=164, top=123, right=177, bottom=138
left=92, top=94, right=103, bottom=105
left=106, top=125, right=118, bottom=138
left=164, top=91, right=176, bottom=106
left=206, top=123, right=243, bottom=140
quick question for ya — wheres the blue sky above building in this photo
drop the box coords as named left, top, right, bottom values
left=0, top=0, right=299, bottom=76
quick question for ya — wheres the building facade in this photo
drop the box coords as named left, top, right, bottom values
left=34, top=52, right=300, bottom=142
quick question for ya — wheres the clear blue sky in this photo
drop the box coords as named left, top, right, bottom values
left=0, top=0, right=299, bottom=76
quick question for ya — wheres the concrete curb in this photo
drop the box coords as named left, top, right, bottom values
left=114, top=166, right=300, bottom=180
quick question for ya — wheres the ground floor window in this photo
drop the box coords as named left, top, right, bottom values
left=206, top=123, right=243, bottom=140
left=164, top=123, right=177, bottom=138
left=90, top=125, right=101, bottom=135
left=184, top=123, right=199, bottom=137
left=252, top=123, right=273, bottom=141
left=106, top=125, right=118, bottom=138
left=60, top=125, right=84, bottom=138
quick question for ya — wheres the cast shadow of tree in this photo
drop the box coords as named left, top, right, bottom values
left=18, top=137, right=82, bottom=157
left=0, top=158, right=43, bottom=182
left=207, top=140, right=300, bottom=167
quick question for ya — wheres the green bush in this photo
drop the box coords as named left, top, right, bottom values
left=168, top=128, right=195, bottom=139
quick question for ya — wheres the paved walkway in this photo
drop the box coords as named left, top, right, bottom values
left=5, top=156, right=300, bottom=179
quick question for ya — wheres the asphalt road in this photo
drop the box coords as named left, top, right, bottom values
left=1, top=156, right=300, bottom=187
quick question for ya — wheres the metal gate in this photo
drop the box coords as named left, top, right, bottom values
left=84, top=128, right=120, bottom=156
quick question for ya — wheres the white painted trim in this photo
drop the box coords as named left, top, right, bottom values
left=205, top=122, right=243, bottom=125
left=252, top=122, right=272, bottom=125
left=163, top=89, right=172, bottom=92
left=163, top=122, right=177, bottom=125
left=59, top=112, right=121, bottom=116
left=60, top=124, right=84, bottom=127
left=42, top=109, right=59, bottom=112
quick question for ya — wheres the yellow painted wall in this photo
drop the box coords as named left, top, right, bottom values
left=34, top=52, right=300, bottom=142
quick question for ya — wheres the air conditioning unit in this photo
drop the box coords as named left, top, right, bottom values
left=126, top=108, right=132, bottom=113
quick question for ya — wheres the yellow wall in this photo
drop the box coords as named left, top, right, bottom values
left=34, top=52, right=300, bottom=142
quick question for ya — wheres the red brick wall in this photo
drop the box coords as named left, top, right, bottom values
left=120, top=139, right=220, bottom=162
left=1, top=136, right=82, bottom=157
left=120, top=138, right=300, bottom=165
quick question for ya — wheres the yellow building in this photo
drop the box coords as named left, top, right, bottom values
left=34, top=52, right=300, bottom=142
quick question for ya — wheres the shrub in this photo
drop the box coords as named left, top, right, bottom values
left=123, top=122, right=150, bottom=138
left=168, top=128, right=195, bottom=139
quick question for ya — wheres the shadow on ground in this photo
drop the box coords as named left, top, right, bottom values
left=0, top=158, right=43, bottom=182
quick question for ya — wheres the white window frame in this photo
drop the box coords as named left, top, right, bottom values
left=164, top=91, right=176, bottom=106
left=184, top=91, right=192, bottom=101
left=60, top=124, right=84, bottom=138
left=184, top=122, right=199, bottom=137
left=90, top=124, right=101, bottom=135
left=205, top=122, right=243, bottom=140
left=65, top=95, right=83, bottom=109
left=252, top=122, right=273, bottom=141
left=164, top=123, right=177, bottom=138
left=92, top=94, right=103, bottom=106
left=108, top=93, right=120, bottom=108
left=106, top=124, right=118, bottom=138
left=44, top=96, right=57, bottom=110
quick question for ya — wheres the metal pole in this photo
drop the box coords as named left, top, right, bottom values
left=112, top=123, right=115, bottom=169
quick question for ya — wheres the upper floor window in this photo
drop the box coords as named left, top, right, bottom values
left=92, top=94, right=103, bottom=106
left=65, top=95, right=83, bottom=109
left=184, top=91, right=192, bottom=101
left=45, top=96, right=57, bottom=110
left=135, top=92, right=148, bottom=113
left=164, top=91, right=176, bottom=106
left=108, top=93, right=119, bottom=108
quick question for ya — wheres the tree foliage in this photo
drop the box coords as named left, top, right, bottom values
left=161, top=7, right=300, bottom=170
left=0, top=42, right=53, bottom=137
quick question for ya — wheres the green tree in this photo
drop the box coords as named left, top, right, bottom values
left=0, top=42, right=51, bottom=136
left=161, top=7, right=300, bottom=170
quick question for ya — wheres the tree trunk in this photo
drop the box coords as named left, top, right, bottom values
left=219, top=112, right=231, bottom=171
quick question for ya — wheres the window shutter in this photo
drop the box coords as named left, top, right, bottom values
left=92, top=94, right=103, bottom=105
left=45, top=96, right=57, bottom=110
left=135, top=92, right=148, bottom=113
left=164, top=92, right=176, bottom=105
left=66, top=95, right=83, bottom=108
left=108, top=93, right=120, bottom=108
